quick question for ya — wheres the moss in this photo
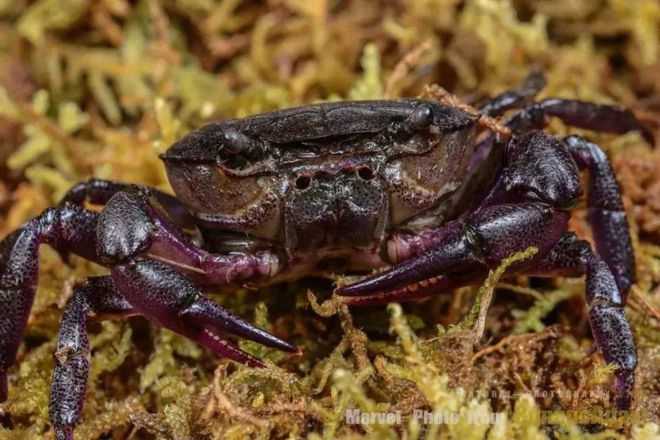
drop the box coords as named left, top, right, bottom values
left=511, top=286, right=581, bottom=334
left=454, top=246, right=537, bottom=335
left=0, top=0, right=659, bottom=439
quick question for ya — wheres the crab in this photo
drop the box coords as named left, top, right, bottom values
left=0, top=72, right=654, bottom=439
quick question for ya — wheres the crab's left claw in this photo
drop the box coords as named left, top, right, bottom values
left=335, top=224, right=483, bottom=306
left=334, top=220, right=486, bottom=307
left=336, top=198, right=572, bottom=306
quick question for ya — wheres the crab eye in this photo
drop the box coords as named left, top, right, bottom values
left=222, top=130, right=249, bottom=154
left=410, top=105, right=433, bottom=129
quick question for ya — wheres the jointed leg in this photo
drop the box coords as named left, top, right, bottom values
left=476, top=131, right=634, bottom=298
left=529, top=233, right=635, bottom=409
left=340, top=130, right=580, bottom=297
left=94, top=188, right=297, bottom=362
left=96, top=188, right=278, bottom=285
left=2, top=185, right=290, bottom=414
left=337, top=131, right=638, bottom=408
left=0, top=231, right=19, bottom=393
left=50, top=276, right=135, bottom=440
left=346, top=233, right=637, bottom=409
left=471, top=79, right=652, bottom=207
left=564, top=135, right=635, bottom=298
left=0, top=204, right=100, bottom=402
left=0, top=229, right=21, bottom=275
left=344, top=231, right=589, bottom=307
left=506, top=98, right=654, bottom=145
left=338, top=202, right=569, bottom=298
left=478, top=70, right=547, bottom=117
left=61, top=178, right=197, bottom=231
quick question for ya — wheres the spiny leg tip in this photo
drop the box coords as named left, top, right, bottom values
left=614, top=370, right=634, bottom=411
left=54, top=425, right=74, bottom=440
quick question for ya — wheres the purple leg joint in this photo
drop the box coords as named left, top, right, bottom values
left=0, top=204, right=100, bottom=404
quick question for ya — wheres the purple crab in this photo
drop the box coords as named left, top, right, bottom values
left=0, top=72, right=653, bottom=439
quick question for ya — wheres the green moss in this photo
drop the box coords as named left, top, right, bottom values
left=512, top=286, right=581, bottom=334
left=0, top=0, right=658, bottom=439
left=455, top=246, right=537, bottom=334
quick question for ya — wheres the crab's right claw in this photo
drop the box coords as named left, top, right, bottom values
left=111, top=260, right=300, bottom=369
left=180, top=295, right=301, bottom=367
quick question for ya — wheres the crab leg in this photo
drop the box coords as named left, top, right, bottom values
left=0, top=229, right=21, bottom=275
left=478, top=70, right=546, bottom=117
left=340, top=131, right=578, bottom=296
left=345, top=231, right=636, bottom=409
left=339, top=202, right=568, bottom=298
left=477, top=70, right=652, bottom=146
left=0, top=186, right=292, bottom=414
left=344, top=230, right=591, bottom=307
left=96, top=188, right=278, bottom=285
left=342, top=231, right=593, bottom=307
left=0, top=204, right=100, bottom=402
left=527, top=233, right=636, bottom=410
left=337, top=131, right=638, bottom=409
left=470, top=81, right=653, bottom=211
left=50, top=276, right=135, bottom=440
left=564, top=135, right=635, bottom=298
left=61, top=178, right=198, bottom=230
left=506, top=98, right=654, bottom=145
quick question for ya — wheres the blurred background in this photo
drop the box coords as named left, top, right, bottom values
left=0, top=1, right=658, bottom=439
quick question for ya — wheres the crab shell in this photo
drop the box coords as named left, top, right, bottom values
left=161, top=100, right=478, bottom=254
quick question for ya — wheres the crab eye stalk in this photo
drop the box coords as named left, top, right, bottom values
left=215, top=130, right=269, bottom=171
left=410, top=105, right=433, bottom=129
left=222, top=130, right=251, bottom=154
left=390, top=105, right=435, bottom=142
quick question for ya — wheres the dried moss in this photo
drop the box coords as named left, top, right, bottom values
left=0, top=0, right=659, bottom=439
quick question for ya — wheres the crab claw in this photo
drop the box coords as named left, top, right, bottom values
left=336, top=223, right=481, bottom=301
left=337, top=273, right=472, bottom=307
left=112, top=260, right=300, bottom=368
left=185, top=325, right=266, bottom=368
left=335, top=261, right=483, bottom=307
left=336, top=248, right=467, bottom=297
left=180, top=295, right=300, bottom=357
